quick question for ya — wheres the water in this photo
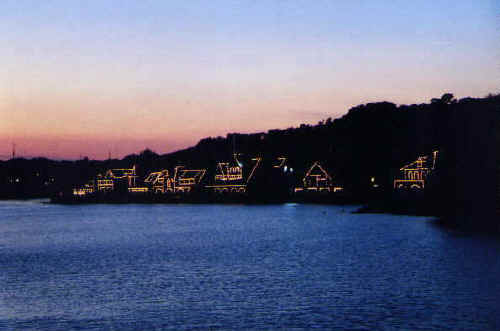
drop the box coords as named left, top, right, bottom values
left=0, top=201, right=499, bottom=330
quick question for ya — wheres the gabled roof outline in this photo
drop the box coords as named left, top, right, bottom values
left=399, top=150, right=439, bottom=171
left=304, top=162, right=332, bottom=180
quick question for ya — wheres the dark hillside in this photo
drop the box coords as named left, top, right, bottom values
left=1, top=93, right=498, bottom=230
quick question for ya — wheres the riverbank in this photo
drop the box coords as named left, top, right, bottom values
left=355, top=196, right=500, bottom=235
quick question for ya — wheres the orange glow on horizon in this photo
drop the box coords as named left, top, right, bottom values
left=1, top=85, right=468, bottom=160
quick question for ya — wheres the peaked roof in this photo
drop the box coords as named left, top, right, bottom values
left=144, top=170, right=169, bottom=184
left=179, top=169, right=202, bottom=176
left=305, top=162, right=332, bottom=179
left=400, top=150, right=439, bottom=171
left=178, top=169, right=206, bottom=180
left=106, top=167, right=136, bottom=178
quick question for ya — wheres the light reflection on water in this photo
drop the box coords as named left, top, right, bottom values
left=0, top=201, right=499, bottom=330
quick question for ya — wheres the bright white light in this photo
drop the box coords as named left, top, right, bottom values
left=284, top=165, right=288, bottom=172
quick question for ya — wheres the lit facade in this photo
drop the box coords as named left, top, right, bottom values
left=206, top=155, right=261, bottom=193
left=214, top=154, right=244, bottom=182
left=73, top=166, right=138, bottom=196
left=393, top=150, right=439, bottom=190
left=96, top=166, right=138, bottom=192
left=96, top=177, right=114, bottom=192
left=173, top=166, right=206, bottom=193
left=128, top=187, right=149, bottom=193
left=295, top=162, right=343, bottom=192
left=73, top=182, right=95, bottom=196
left=72, top=164, right=209, bottom=196
left=144, top=170, right=173, bottom=193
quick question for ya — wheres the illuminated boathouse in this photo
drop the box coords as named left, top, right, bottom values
left=173, top=166, right=206, bottom=193
left=142, top=166, right=207, bottom=194
left=203, top=154, right=294, bottom=202
left=144, top=170, right=172, bottom=193
left=72, top=164, right=207, bottom=197
left=95, top=167, right=138, bottom=192
left=393, top=151, right=438, bottom=190
left=205, top=154, right=261, bottom=193
left=294, top=162, right=343, bottom=193
left=69, top=155, right=345, bottom=203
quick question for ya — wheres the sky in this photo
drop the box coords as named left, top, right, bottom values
left=1, top=0, right=499, bottom=160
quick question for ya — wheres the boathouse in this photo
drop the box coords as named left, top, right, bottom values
left=173, top=166, right=206, bottom=193
left=294, top=162, right=342, bottom=192
left=96, top=166, right=138, bottom=192
left=393, top=151, right=438, bottom=190
left=144, top=170, right=172, bottom=193
left=206, top=154, right=261, bottom=193
left=72, top=182, right=95, bottom=196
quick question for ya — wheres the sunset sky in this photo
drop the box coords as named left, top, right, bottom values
left=1, top=0, right=498, bottom=160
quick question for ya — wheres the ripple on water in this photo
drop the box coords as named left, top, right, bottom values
left=0, top=202, right=499, bottom=330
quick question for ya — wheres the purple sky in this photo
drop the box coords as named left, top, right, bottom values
left=1, top=0, right=498, bottom=159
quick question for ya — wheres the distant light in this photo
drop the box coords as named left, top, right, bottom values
left=237, top=161, right=243, bottom=167
left=290, top=168, right=293, bottom=173
left=371, top=177, right=375, bottom=183
left=284, top=165, right=288, bottom=172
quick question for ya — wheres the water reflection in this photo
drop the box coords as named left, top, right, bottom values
left=0, top=201, right=499, bottom=330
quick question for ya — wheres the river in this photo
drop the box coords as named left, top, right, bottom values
left=0, top=200, right=499, bottom=330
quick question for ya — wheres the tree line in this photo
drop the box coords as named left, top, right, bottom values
left=1, top=93, right=498, bottom=220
